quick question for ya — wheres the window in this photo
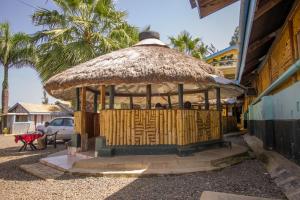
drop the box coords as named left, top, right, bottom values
left=63, top=118, right=74, bottom=127
left=15, top=115, right=28, bottom=122
left=49, top=118, right=64, bottom=126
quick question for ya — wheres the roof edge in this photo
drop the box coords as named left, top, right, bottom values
left=236, top=0, right=257, bottom=83
left=205, top=45, right=238, bottom=60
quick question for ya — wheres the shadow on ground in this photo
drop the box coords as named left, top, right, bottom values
left=0, top=142, right=67, bottom=181
left=104, top=160, right=285, bottom=200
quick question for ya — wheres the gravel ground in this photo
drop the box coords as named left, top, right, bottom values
left=0, top=134, right=286, bottom=200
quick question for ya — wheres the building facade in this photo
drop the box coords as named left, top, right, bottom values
left=6, top=102, right=73, bottom=134
left=238, top=0, right=300, bottom=164
left=206, top=45, right=238, bottom=80
left=193, top=0, right=300, bottom=164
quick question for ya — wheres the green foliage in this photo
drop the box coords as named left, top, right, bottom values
left=0, top=22, right=36, bottom=71
left=229, top=26, right=239, bottom=46
left=33, top=0, right=139, bottom=81
left=169, top=31, right=216, bottom=59
left=0, top=22, right=36, bottom=114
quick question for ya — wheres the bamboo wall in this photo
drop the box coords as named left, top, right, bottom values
left=74, top=111, right=99, bottom=138
left=99, top=109, right=221, bottom=146
left=249, top=1, right=300, bottom=107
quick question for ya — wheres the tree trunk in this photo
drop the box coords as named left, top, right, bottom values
left=2, top=65, right=9, bottom=129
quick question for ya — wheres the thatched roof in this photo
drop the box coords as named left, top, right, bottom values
left=44, top=34, right=243, bottom=101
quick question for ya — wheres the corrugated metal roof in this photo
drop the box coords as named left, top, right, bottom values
left=205, top=45, right=238, bottom=60
left=9, top=102, right=67, bottom=114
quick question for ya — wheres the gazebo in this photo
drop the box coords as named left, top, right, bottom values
left=44, top=31, right=243, bottom=156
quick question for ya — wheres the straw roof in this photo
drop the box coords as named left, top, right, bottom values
left=44, top=35, right=243, bottom=101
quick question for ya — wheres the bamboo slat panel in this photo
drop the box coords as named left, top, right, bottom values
left=270, top=27, right=293, bottom=81
left=74, top=111, right=99, bottom=138
left=74, top=111, right=81, bottom=134
left=99, top=110, right=221, bottom=146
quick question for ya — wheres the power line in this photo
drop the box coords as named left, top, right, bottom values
left=16, top=0, right=38, bottom=9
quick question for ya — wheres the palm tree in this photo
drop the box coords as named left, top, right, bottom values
left=169, top=31, right=216, bottom=59
left=0, top=22, right=35, bottom=127
left=229, top=26, right=239, bottom=46
left=32, top=0, right=139, bottom=81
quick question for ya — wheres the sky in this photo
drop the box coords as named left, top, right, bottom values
left=0, top=0, right=240, bottom=106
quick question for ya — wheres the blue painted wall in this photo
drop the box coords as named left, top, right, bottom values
left=249, top=81, right=300, bottom=120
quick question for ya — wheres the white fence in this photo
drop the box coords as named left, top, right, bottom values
left=11, top=122, right=35, bottom=134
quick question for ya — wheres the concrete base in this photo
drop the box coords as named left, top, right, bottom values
left=19, top=163, right=64, bottom=180
left=200, top=191, right=281, bottom=200
left=244, top=134, right=300, bottom=200
left=40, top=144, right=248, bottom=177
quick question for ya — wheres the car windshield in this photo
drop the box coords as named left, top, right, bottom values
left=49, top=118, right=64, bottom=126
left=63, top=118, right=73, bottom=127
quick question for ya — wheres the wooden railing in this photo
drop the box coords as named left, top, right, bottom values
left=99, top=109, right=221, bottom=146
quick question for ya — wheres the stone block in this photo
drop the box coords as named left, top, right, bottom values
left=96, top=148, right=113, bottom=157
left=71, top=134, right=81, bottom=148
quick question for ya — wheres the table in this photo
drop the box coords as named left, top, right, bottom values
left=15, top=133, right=43, bottom=152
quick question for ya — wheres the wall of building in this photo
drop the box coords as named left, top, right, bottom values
left=248, top=82, right=300, bottom=163
left=244, top=2, right=300, bottom=164
left=206, top=47, right=238, bottom=80
left=206, top=48, right=238, bottom=64
left=247, top=1, right=300, bottom=100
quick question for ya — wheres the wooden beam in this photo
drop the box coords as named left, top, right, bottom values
left=80, top=87, right=87, bottom=134
left=254, top=0, right=283, bottom=21
left=167, top=95, right=172, bottom=109
left=93, top=93, right=98, bottom=113
left=198, top=0, right=238, bottom=18
left=288, top=20, right=296, bottom=62
left=178, top=84, right=184, bottom=109
left=80, top=87, right=87, bottom=151
left=248, top=31, right=278, bottom=53
left=109, top=85, right=115, bottom=109
left=146, top=85, right=152, bottom=109
left=100, top=85, right=106, bottom=110
left=114, top=88, right=208, bottom=97
left=216, top=87, right=222, bottom=138
left=129, top=96, right=133, bottom=109
left=204, top=90, right=209, bottom=110
left=216, top=87, right=221, bottom=111
left=76, top=88, right=80, bottom=111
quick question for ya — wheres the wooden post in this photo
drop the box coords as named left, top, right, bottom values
left=109, top=85, right=115, bottom=109
left=167, top=95, right=172, bottom=109
left=76, top=88, right=80, bottom=111
left=129, top=96, right=133, bottom=109
left=204, top=90, right=209, bottom=110
left=216, top=87, right=222, bottom=138
left=80, top=87, right=87, bottom=151
left=93, top=93, right=98, bottom=113
left=146, top=84, right=152, bottom=109
left=225, top=104, right=229, bottom=117
left=178, top=84, right=184, bottom=109
left=100, top=85, right=106, bottom=110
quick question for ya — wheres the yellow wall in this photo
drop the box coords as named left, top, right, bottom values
left=206, top=48, right=238, bottom=64
left=206, top=48, right=238, bottom=80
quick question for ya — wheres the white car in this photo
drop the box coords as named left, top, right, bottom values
left=36, top=117, right=74, bottom=141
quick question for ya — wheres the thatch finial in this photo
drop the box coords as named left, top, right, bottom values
left=139, top=31, right=160, bottom=41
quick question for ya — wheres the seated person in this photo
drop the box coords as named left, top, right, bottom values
left=155, top=103, right=163, bottom=109
left=184, top=101, right=192, bottom=109
left=37, top=122, right=50, bottom=150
